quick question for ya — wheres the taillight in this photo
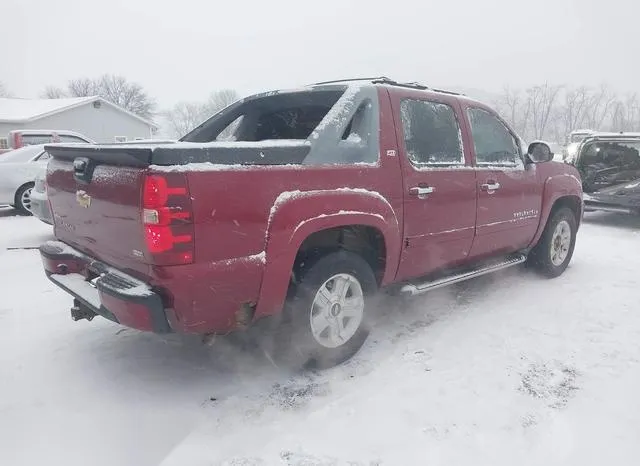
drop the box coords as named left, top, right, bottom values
left=142, top=174, right=194, bottom=265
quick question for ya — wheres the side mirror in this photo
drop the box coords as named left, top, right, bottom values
left=527, top=141, right=553, bottom=163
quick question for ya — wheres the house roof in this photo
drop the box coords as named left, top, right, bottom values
left=0, top=96, right=157, bottom=128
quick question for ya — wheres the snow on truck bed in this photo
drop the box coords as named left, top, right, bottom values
left=1, top=208, right=640, bottom=465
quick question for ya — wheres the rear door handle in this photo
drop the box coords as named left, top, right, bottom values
left=481, top=182, right=501, bottom=191
left=409, top=186, right=435, bottom=196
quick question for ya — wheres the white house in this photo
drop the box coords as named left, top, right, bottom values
left=0, top=96, right=158, bottom=147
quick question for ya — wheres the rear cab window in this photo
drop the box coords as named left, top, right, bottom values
left=181, top=85, right=380, bottom=166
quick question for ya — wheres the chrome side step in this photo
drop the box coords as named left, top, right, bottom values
left=400, top=254, right=527, bottom=296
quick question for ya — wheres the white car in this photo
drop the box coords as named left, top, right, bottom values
left=0, top=144, right=51, bottom=214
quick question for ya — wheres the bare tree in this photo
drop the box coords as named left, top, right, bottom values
left=558, top=86, right=590, bottom=139
left=40, top=85, right=68, bottom=99
left=611, top=93, right=640, bottom=132
left=163, top=89, right=240, bottom=139
left=204, top=89, right=239, bottom=115
left=67, top=77, right=101, bottom=98
left=163, top=102, right=208, bottom=139
left=496, top=86, right=532, bottom=140
left=42, top=74, right=156, bottom=119
left=584, top=84, right=616, bottom=130
left=527, top=83, right=562, bottom=140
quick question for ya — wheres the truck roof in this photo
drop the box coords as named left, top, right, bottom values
left=311, top=76, right=464, bottom=97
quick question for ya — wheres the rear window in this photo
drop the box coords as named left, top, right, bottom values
left=15, top=134, right=55, bottom=147
left=581, top=141, right=640, bottom=167
left=579, top=140, right=640, bottom=191
left=183, top=90, right=344, bottom=143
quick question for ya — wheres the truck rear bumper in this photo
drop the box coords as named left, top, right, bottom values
left=40, top=240, right=171, bottom=333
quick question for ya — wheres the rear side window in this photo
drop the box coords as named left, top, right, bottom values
left=400, top=99, right=464, bottom=167
left=467, top=108, right=521, bottom=166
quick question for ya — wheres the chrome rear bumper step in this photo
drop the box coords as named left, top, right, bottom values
left=400, top=254, right=527, bottom=296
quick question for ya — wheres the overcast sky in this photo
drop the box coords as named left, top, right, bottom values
left=2, top=0, right=638, bottom=108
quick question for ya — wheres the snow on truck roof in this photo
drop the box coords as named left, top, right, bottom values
left=312, top=77, right=463, bottom=96
left=0, top=96, right=157, bottom=128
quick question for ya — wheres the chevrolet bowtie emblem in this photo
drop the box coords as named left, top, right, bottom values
left=76, top=190, right=91, bottom=208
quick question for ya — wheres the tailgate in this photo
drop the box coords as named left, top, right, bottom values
left=46, top=145, right=152, bottom=275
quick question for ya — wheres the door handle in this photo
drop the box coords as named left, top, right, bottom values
left=481, top=182, right=501, bottom=191
left=409, top=186, right=435, bottom=196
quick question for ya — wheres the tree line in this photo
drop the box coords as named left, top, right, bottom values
left=493, top=84, right=640, bottom=144
left=1, top=76, right=238, bottom=138
left=4, top=76, right=639, bottom=143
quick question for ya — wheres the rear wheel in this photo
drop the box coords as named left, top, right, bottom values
left=281, top=250, right=377, bottom=370
left=529, top=207, right=577, bottom=278
left=14, top=183, right=34, bottom=215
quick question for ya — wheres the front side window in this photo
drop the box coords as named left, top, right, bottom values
left=467, top=108, right=521, bottom=166
left=400, top=99, right=464, bottom=167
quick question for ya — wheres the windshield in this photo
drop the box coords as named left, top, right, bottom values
left=0, top=145, right=43, bottom=163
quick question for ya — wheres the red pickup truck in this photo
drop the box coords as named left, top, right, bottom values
left=40, top=78, right=583, bottom=368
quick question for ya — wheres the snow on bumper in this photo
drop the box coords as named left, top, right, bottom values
left=40, top=240, right=170, bottom=333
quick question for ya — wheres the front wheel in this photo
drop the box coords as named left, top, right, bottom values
left=282, top=250, right=378, bottom=370
left=529, top=207, right=577, bottom=278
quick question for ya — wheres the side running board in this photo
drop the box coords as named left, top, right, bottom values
left=400, top=254, right=527, bottom=296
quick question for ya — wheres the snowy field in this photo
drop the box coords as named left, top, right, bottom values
left=2, top=206, right=640, bottom=466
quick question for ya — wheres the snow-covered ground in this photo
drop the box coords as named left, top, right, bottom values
left=2, top=206, right=640, bottom=465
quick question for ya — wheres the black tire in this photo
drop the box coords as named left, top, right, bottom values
left=14, top=183, right=34, bottom=216
left=529, top=207, right=577, bottom=278
left=278, top=250, right=378, bottom=370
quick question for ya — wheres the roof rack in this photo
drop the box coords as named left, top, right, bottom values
left=311, top=77, right=463, bottom=95
left=313, top=77, right=394, bottom=86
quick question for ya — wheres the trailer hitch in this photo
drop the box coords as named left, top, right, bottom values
left=70, top=299, right=98, bottom=322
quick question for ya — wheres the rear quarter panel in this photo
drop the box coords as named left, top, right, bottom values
left=180, top=161, right=404, bottom=322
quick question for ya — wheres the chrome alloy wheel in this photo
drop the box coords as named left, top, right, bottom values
left=309, top=273, right=365, bottom=349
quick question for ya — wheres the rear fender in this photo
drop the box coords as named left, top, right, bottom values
left=530, top=173, right=583, bottom=247
left=254, top=188, right=401, bottom=318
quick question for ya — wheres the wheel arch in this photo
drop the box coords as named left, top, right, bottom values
left=254, top=189, right=402, bottom=319
left=14, top=181, right=35, bottom=210
left=531, top=193, right=583, bottom=248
